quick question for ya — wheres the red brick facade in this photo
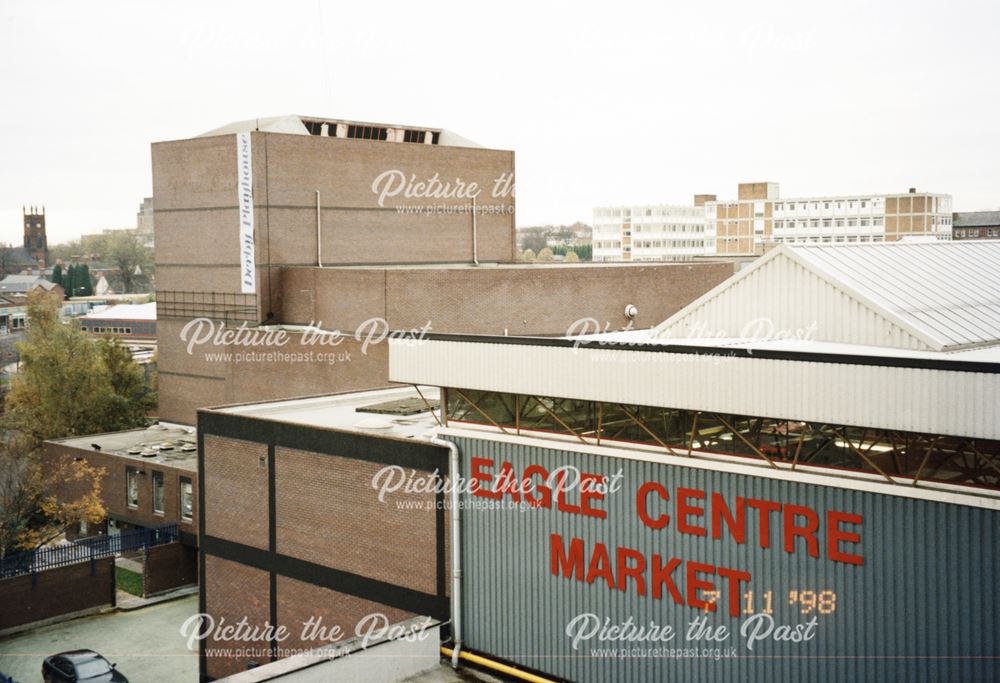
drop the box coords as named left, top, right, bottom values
left=41, top=441, right=198, bottom=541
left=198, top=424, right=449, bottom=680
left=0, top=558, right=114, bottom=632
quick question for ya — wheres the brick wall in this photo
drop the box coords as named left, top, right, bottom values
left=41, top=443, right=198, bottom=539
left=274, top=449, right=439, bottom=594
left=0, top=558, right=114, bottom=631
left=204, top=555, right=271, bottom=678
left=275, top=576, right=415, bottom=657
left=151, top=128, right=735, bottom=425
left=144, top=542, right=197, bottom=596
left=199, top=420, right=449, bottom=680
left=202, top=436, right=268, bottom=549
left=158, top=261, right=734, bottom=425
left=276, top=261, right=735, bottom=335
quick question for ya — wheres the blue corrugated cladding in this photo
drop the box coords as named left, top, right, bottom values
left=450, top=434, right=1000, bottom=683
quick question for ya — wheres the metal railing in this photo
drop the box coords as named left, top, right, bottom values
left=156, top=290, right=258, bottom=322
left=0, top=524, right=179, bottom=579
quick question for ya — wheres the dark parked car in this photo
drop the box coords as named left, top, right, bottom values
left=41, top=650, right=128, bottom=682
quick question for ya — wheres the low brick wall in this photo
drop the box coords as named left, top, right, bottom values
left=143, top=542, right=197, bottom=596
left=0, top=558, right=114, bottom=631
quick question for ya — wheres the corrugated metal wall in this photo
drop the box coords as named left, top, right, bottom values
left=655, top=251, right=932, bottom=350
left=450, top=434, right=1000, bottom=683
left=390, top=340, right=1000, bottom=440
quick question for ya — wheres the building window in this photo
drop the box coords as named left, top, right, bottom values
left=126, top=467, right=139, bottom=508
left=346, top=125, right=388, bottom=141
left=180, top=477, right=193, bottom=521
left=152, top=471, right=165, bottom=514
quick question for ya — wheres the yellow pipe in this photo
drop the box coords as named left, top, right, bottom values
left=440, top=646, right=556, bottom=683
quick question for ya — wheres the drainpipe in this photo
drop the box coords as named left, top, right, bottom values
left=471, top=196, right=479, bottom=265
left=316, top=190, right=323, bottom=268
left=429, top=435, right=462, bottom=668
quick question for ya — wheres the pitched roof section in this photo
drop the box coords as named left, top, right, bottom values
left=654, top=241, right=1000, bottom=352
left=953, top=211, right=1000, bottom=228
left=0, top=274, right=58, bottom=293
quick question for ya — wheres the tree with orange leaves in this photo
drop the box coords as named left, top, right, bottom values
left=0, top=433, right=106, bottom=556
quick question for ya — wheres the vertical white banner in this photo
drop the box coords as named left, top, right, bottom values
left=236, top=132, right=256, bottom=294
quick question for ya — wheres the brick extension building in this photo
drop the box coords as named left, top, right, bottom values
left=41, top=425, right=200, bottom=595
left=44, top=424, right=199, bottom=547
left=152, top=116, right=737, bottom=424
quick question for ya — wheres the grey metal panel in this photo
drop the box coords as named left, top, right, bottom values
left=450, top=434, right=1000, bottom=683
left=389, top=339, right=1000, bottom=440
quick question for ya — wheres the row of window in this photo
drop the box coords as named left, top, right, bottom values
left=1, top=317, right=26, bottom=330
left=302, top=120, right=441, bottom=144
left=773, top=235, right=886, bottom=243
left=956, top=228, right=999, bottom=238
left=774, top=198, right=882, bottom=212
left=631, top=224, right=704, bottom=233
left=634, top=240, right=708, bottom=249
left=125, top=467, right=193, bottom=521
left=594, top=207, right=702, bottom=218
left=775, top=217, right=884, bottom=229
left=87, top=326, right=133, bottom=335
left=445, top=389, right=1000, bottom=491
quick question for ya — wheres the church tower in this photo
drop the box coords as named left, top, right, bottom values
left=23, top=205, right=48, bottom=268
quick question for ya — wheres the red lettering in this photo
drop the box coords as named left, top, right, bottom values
left=783, top=504, right=820, bottom=558
left=549, top=534, right=584, bottom=580
left=586, top=542, right=615, bottom=589
left=637, top=482, right=670, bottom=529
left=495, top=461, right=522, bottom=503
left=555, top=470, right=582, bottom=515
left=470, top=457, right=499, bottom=500
left=716, top=566, right=752, bottom=617
left=580, top=473, right=608, bottom=520
left=616, top=547, right=646, bottom=595
left=676, top=487, right=707, bottom=536
left=827, top=510, right=864, bottom=565
left=522, top=464, right=551, bottom=508
left=650, top=555, right=683, bottom=604
left=711, top=493, right=745, bottom=544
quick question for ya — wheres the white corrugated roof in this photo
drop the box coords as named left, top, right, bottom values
left=654, top=241, right=1000, bottom=352
left=82, top=302, right=156, bottom=321
left=783, top=241, right=1000, bottom=351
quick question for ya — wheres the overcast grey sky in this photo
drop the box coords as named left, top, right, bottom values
left=1, top=0, right=998, bottom=245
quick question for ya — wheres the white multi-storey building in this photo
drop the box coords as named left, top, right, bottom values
left=593, top=183, right=953, bottom=261
left=592, top=203, right=710, bottom=262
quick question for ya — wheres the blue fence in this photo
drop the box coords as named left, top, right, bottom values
left=0, top=524, right=178, bottom=579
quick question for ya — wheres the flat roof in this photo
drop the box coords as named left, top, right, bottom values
left=52, top=423, right=198, bottom=471
left=287, top=260, right=736, bottom=271
left=583, top=328, right=1000, bottom=363
left=82, top=302, right=156, bottom=321
left=212, top=386, right=442, bottom=439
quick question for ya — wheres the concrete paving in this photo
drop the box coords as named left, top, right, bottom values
left=0, top=595, right=197, bottom=682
